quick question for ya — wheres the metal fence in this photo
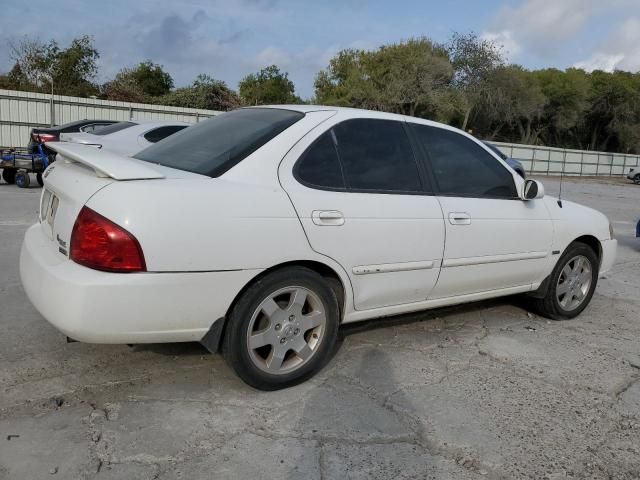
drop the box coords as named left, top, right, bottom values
left=492, top=141, right=639, bottom=177
left=0, top=88, right=220, bottom=148
left=1, top=88, right=639, bottom=177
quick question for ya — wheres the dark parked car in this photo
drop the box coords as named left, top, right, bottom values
left=28, top=119, right=119, bottom=155
left=483, top=141, right=526, bottom=178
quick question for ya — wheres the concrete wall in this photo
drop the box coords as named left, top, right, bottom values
left=492, top=141, right=640, bottom=177
left=0, top=89, right=220, bottom=147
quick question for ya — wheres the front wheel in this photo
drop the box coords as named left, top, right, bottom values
left=15, top=171, right=30, bottom=188
left=532, top=242, right=599, bottom=320
left=223, top=267, right=340, bottom=390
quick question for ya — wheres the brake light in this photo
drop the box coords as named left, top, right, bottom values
left=70, top=207, right=146, bottom=272
left=32, top=133, right=57, bottom=143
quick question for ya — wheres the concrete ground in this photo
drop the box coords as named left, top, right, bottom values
left=1, top=175, right=639, bottom=480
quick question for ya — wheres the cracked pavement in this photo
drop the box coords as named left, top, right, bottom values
left=1, top=176, right=639, bottom=479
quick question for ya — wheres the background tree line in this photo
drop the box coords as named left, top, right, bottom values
left=2, top=34, right=640, bottom=154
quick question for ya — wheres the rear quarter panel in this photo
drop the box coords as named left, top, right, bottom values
left=85, top=178, right=324, bottom=272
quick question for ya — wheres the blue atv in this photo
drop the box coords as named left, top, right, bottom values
left=1, top=142, right=52, bottom=188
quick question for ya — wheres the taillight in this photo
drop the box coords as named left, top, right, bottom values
left=70, top=206, right=146, bottom=273
left=32, top=133, right=57, bottom=143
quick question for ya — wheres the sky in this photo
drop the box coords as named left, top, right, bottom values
left=1, top=0, right=640, bottom=98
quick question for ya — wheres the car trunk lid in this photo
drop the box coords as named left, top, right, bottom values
left=39, top=142, right=166, bottom=257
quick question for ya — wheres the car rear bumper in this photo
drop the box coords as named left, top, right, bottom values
left=600, top=238, right=617, bottom=275
left=20, top=224, right=260, bottom=344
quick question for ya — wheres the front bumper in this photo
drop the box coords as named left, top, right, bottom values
left=600, top=238, right=617, bottom=275
left=20, top=224, right=260, bottom=344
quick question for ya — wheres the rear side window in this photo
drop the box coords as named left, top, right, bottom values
left=93, top=122, right=136, bottom=136
left=295, top=132, right=345, bottom=189
left=333, top=119, right=422, bottom=192
left=412, top=124, right=517, bottom=198
left=143, top=125, right=188, bottom=143
left=135, top=109, right=304, bottom=177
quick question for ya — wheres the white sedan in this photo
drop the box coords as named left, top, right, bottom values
left=61, top=120, right=191, bottom=156
left=20, top=106, right=617, bottom=390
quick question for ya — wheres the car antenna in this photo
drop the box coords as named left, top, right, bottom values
left=557, top=150, right=565, bottom=208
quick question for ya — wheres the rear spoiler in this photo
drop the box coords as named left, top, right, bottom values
left=46, top=142, right=165, bottom=180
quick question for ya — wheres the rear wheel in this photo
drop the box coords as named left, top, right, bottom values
left=223, top=267, right=339, bottom=390
left=2, top=168, right=16, bottom=184
left=15, top=171, right=30, bottom=188
left=532, top=242, right=599, bottom=320
left=634, top=174, right=640, bottom=185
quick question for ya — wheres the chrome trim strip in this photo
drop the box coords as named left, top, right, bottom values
left=352, top=260, right=435, bottom=275
left=442, top=251, right=548, bottom=268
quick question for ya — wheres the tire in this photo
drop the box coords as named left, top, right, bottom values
left=2, top=168, right=16, bottom=184
left=15, top=171, right=30, bottom=188
left=634, top=174, right=640, bottom=185
left=36, top=173, right=44, bottom=187
left=222, top=267, right=340, bottom=390
left=532, top=242, right=599, bottom=320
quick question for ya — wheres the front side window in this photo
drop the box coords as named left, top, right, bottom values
left=332, top=119, right=423, bottom=192
left=135, top=108, right=304, bottom=177
left=412, top=124, right=517, bottom=198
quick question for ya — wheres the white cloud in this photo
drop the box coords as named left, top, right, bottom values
left=481, top=0, right=633, bottom=61
left=574, top=18, right=640, bottom=72
left=481, top=30, right=521, bottom=60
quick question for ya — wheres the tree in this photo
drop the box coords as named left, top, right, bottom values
left=239, top=65, right=300, bottom=105
left=157, top=74, right=242, bottom=111
left=7, top=35, right=99, bottom=97
left=478, top=65, right=547, bottom=143
left=103, top=61, right=173, bottom=102
left=314, top=38, right=454, bottom=119
left=129, top=61, right=173, bottom=97
left=535, top=68, right=591, bottom=148
left=448, top=32, right=505, bottom=130
left=102, top=69, right=147, bottom=102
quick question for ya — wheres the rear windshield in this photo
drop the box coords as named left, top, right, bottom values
left=93, top=122, right=136, bottom=136
left=133, top=108, right=304, bottom=177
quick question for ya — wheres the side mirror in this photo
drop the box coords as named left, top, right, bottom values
left=521, top=179, right=544, bottom=200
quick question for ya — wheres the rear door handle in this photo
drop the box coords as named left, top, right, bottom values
left=312, top=210, right=345, bottom=226
left=448, top=212, right=471, bottom=225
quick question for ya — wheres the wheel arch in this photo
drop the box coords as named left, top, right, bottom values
left=573, top=234, right=602, bottom=266
left=201, top=259, right=349, bottom=353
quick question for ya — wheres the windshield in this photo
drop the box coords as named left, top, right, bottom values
left=93, top=122, right=136, bottom=136
left=134, top=108, right=304, bottom=177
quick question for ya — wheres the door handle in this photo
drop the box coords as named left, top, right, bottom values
left=448, top=212, right=471, bottom=225
left=312, top=210, right=345, bottom=226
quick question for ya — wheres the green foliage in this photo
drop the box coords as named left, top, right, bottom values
left=239, top=65, right=301, bottom=105
left=314, top=38, right=453, bottom=119
left=130, top=61, right=174, bottom=97
left=103, top=61, right=173, bottom=102
left=4, top=35, right=100, bottom=97
left=156, top=74, right=242, bottom=111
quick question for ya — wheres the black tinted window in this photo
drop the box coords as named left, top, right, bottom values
left=93, top=122, right=136, bottom=136
left=333, top=119, right=422, bottom=192
left=296, top=132, right=345, bottom=189
left=135, top=109, right=304, bottom=177
left=143, top=125, right=188, bottom=143
left=412, top=125, right=517, bottom=198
